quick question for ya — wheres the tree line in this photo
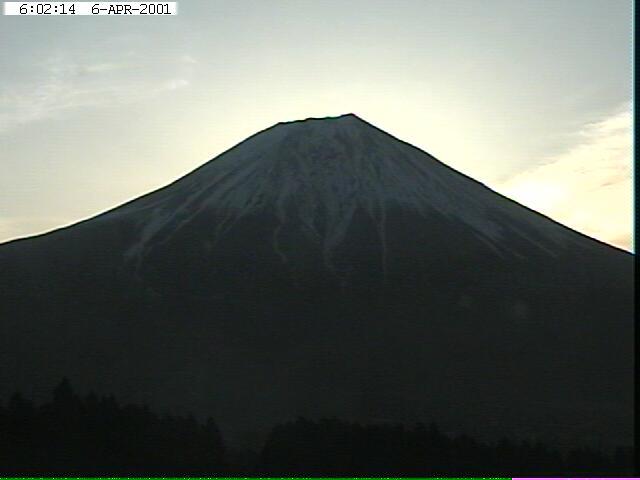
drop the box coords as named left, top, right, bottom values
left=258, top=417, right=633, bottom=476
left=0, top=379, right=633, bottom=476
left=0, top=379, right=226, bottom=475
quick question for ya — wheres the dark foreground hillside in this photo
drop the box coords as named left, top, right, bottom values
left=0, top=380, right=633, bottom=476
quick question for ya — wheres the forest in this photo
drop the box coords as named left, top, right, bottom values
left=0, top=379, right=633, bottom=476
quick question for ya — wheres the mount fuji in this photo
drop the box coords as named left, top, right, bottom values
left=0, top=114, right=633, bottom=449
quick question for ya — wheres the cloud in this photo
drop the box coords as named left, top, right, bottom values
left=160, top=78, right=190, bottom=92
left=497, top=104, right=633, bottom=251
left=0, top=51, right=195, bottom=132
left=180, top=54, right=198, bottom=65
left=81, top=62, right=126, bottom=73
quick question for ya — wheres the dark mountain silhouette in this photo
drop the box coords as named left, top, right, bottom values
left=0, top=114, right=633, bottom=451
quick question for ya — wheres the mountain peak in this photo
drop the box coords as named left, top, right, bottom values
left=111, top=111, right=583, bottom=270
left=277, top=113, right=364, bottom=126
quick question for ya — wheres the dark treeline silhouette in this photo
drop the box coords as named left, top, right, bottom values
left=257, top=418, right=634, bottom=477
left=0, top=379, right=226, bottom=475
left=0, top=380, right=634, bottom=476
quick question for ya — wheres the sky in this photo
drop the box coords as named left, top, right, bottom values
left=0, top=0, right=633, bottom=251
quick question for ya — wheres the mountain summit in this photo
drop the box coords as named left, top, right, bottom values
left=0, top=115, right=633, bottom=449
left=110, top=113, right=591, bottom=285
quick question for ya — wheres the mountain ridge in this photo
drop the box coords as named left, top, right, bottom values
left=1, top=114, right=630, bottom=255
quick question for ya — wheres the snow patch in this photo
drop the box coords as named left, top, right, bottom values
left=117, top=115, right=577, bottom=272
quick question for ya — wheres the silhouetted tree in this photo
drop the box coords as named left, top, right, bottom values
left=0, top=382, right=633, bottom=476
left=0, top=379, right=227, bottom=475
left=257, top=416, right=633, bottom=476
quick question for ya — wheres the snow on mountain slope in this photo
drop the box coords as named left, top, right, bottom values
left=110, top=114, right=583, bottom=273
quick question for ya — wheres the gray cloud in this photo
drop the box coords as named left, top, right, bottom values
left=0, top=50, right=195, bottom=132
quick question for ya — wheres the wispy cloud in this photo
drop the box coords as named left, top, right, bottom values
left=497, top=104, right=633, bottom=251
left=0, top=51, right=195, bottom=132
left=81, top=62, right=127, bottom=74
left=179, top=54, right=198, bottom=65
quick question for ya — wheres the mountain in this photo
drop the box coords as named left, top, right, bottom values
left=0, top=114, right=633, bottom=450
